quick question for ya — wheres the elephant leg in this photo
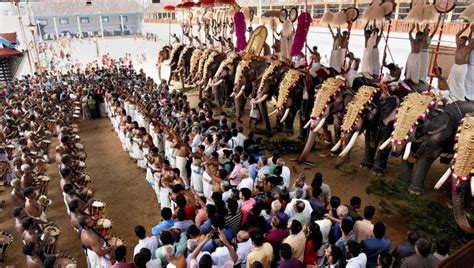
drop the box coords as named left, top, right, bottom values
left=258, top=102, right=272, bottom=135
left=372, top=146, right=391, bottom=176
left=408, top=153, right=439, bottom=195
left=180, top=70, right=185, bottom=90
left=361, top=132, right=376, bottom=169
left=235, top=97, right=242, bottom=122
left=397, top=160, right=413, bottom=187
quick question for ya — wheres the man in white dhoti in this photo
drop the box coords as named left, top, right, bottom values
left=190, top=146, right=205, bottom=196
left=79, top=216, right=113, bottom=268
left=372, top=27, right=383, bottom=77
left=145, top=147, right=161, bottom=189
left=306, top=45, right=321, bottom=77
left=419, top=21, right=440, bottom=81
left=328, top=25, right=342, bottom=73
left=405, top=24, right=424, bottom=84
left=361, top=27, right=375, bottom=75
left=448, top=24, right=473, bottom=102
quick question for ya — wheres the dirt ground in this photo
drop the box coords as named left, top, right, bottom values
left=0, top=89, right=452, bottom=267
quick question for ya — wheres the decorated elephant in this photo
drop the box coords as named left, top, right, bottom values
left=196, top=50, right=226, bottom=100
left=167, top=44, right=186, bottom=84
left=299, top=77, right=350, bottom=162
left=250, top=60, right=290, bottom=135
left=268, top=69, right=310, bottom=138
left=192, top=49, right=212, bottom=85
left=207, top=52, right=242, bottom=108
left=433, top=116, right=474, bottom=233
left=231, top=57, right=269, bottom=122
left=186, top=48, right=203, bottom=84
left=174, top=46, right=195, bottom=89
left=331, top=85, right=400, bottom=174
left=381, top=93, right=474, bottom=195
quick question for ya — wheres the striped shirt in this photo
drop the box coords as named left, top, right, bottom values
left=225, top=211, right=242, bottom=234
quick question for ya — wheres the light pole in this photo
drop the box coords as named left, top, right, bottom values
left=14, top=1, right=34, bottom=74
left=27, top=22, right=42, bottom=75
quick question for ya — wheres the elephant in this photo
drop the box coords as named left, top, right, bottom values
left=330, top=85, right=400, bottom=174
left=268, top=69, right=310, bottom=138
left=433, top=116, right=474, bottom=233
left=192, top=49, right=212, bottom=85
left=186, top=48, right=203, bottom=84
left=384, top=94, right=474, bottom=195
left=299, top=77, right=351, bottom=162
left=196, top=50, right=226, bottom=100
left=250, top=60, right=290, bottom=135
left=167, top=44, right=186, bottom=84
left=207, top=52, right=242, bottom=108
left=232, top=58, right=269, bottom=122
left=174, top=46, right=195, bottom=90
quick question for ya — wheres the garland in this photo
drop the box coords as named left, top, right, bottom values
left=234, top=11, right=247, bottom=51
left=215, top=53, right=240, bottom=78
left=189, top=49, right=203, bottom=76
left=196, top=49, right=211, bottom=78
left=450, top=116, right=474, bottom=188
left=390, top=93, right=436, bottom=145
left=341, top=85, right=379, bottom=135
left=290, top=12, right=312, bottom=57
left=203, top=51, right=219, bottom=79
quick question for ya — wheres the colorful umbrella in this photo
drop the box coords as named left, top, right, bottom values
left=181, top=2, right=196, bottom=9
left=198, top=0, right=215, bottom=7
left=163, top=5, right=175, bottom=11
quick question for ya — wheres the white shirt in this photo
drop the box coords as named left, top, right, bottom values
left=281, top=166, right=290, bottom=188
left=211, top=246, right=232, bottom=266
left=191, top=134, right=202, bottom=151
left=346, top=253, right=367, bottom=268
left=284, top=198, right=313, bottom=218
left=134, top=236, right=160, bottom=259
left=236, top=239, right=253, bottom=268
left=147, top=258, right=162, bottom=267
left=315, top=219, right=332, bottom=256
left=237, top=177, right=254, bottom=191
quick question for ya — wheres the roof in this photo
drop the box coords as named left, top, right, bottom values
left=0, top=33, right=18, bottom=44
left=0, top=47, right=23, bottom=58
left=32, top=0, right=142, bottom=16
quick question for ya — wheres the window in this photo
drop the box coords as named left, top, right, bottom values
left=37, top=19, right=48, bottom=26
left=80, top=17, right=90, bottom=24
left=101, top=16, right=109, bottom=23
left=122, top=15, right=128, bottom=22
left=59, top=18, right=69, bottom=25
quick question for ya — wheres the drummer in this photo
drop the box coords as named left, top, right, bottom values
left=79, top=215, right=114, bottom=267
left=63, top=183, right=92, bottom=213
left=23, top=187, right=48, bottom=222
left=23, top=242, right=46, bottom=267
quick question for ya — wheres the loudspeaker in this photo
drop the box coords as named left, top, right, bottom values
left=152, top=0, right=160, bottom=3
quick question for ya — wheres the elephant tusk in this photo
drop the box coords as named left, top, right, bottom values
left=268, top=110, right=278, bottom=117
left=230, top=92, right=235, bottom=97
left=402, top=142, right=412, bottom=161
left=434, top=168, right=452, bottom=190
left=331, top=139, right=343, bottom=152
left=235, top=86, right=245, bottom=99
left=252, top=94, right=268, bottom=104
left=471, top=179, right=474, bottom=197
left=312, top=118, right=327, bottom=133
left=339, top=131, right=360, bottom=157
left=378, top=138, right=391, bottom=151
left=303, top=119, right=312, bottom=129
left=210, top=79, right=224, bottom=87
left=280, top=108, right=290, bottom=123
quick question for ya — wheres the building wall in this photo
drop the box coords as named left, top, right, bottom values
left=35, top=13, right=142, bottom=39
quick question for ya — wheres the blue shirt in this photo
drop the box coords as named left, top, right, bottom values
left=151, top=219, right=176, bottom=235
left=361, top=238, right=391, bottom=268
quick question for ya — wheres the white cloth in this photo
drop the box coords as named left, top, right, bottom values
left=146, top=165, right=157, bottom=189
left=133, top=236, right=159, bottom=259
left=168, top=148, right=177, bottom=168
left=159, top=187, right=171, bottom=208
left=309, top=62, right=322, bottom=77
left=202, top=171, right=213, bottom=203
left=190, top=164, right=204, bottom=194
left=86, top=246, right=112, bottom=268
left=372, top=47, right=380, bottom=76
left=211, top=246, right=232, bottom=267
left=175, top=156, right=188, bottom=188
left=361, top=47, right=373, bottom=74
left=281, top=166, right=291, bottom=188
left=405, top=52, right=420, bottom=84
left=131, top=138, right=144, bottom=160
left=330, top=49, right=341, bottom=73
left=146, top=259, right=162, bottom=268
left=237, top=177, right=254, bottom=191
left=284, top=198, right=313, bottom=218
left=346, top=253, right=367, bottom=268
left=137, top=147, right=148, bottom=169
left=315, top=218, right=332, bottom=257
left=448, top=63, right=469, bottom=103
left=419, top=49, right=429, bottom=81
left=236, top=239, right=253, bottom=268
left=465, top=51, right=474, bottom=100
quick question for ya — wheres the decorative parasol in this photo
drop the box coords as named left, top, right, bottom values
left=181, top=2, right=196, bottom=9
left=164, top=5, right=175, bottom=11
left=198, top=0, right=216, bottom=7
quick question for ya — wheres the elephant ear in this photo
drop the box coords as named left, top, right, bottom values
left=425, top=113, right=451, bottom=136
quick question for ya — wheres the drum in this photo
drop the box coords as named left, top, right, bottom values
left=55, top=254, right=77, bottom=268
left=107, top=236, right=125, bottom=246
left=97, top=218, right=113, bottom=237
left=36, top=159, right=47, bottom=175
left=46, top=120, right=56, bottom=132
left=75, top=143, right=85, bottom=150
left=38, top=195, right=52, bottom=212
left=6, top=144, right=15, bottom=158
left=90, top=200, right=106, bottom=219
left=37, top=175, right=51, bottom=196
left=70, top=124, right=79, bottom=129
left=0, top=231, right=13, bottom=261
left=42, top=225, right=61, bottom=254
left=72, top=114, right=80, bottom=124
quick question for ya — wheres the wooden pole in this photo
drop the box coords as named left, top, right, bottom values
left=379, top=19, right=392, bottom=77
left=428, top=1, right=449, bottom=93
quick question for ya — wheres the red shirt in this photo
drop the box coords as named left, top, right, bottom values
left=303, top=239, right=319, bottom=266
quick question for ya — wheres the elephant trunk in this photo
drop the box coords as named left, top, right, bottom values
left=452, top=179, right=474, bottom=233
left=339, top=131, right=360, bottom=157
left=299, top=131, right=317, bottom=162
